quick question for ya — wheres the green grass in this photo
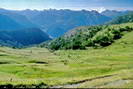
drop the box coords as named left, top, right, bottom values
left=0, top=23, right=133, bottom=88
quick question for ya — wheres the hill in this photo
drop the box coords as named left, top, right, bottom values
left=101, top=10, right=130, bottom=18
left=1, top=8, right=133, bottom=38
left=40, top=23, right=133, bottom=50
left=0, top=28, right=51, bottom=47
left=0, top=14, right=23, bottom=30
left=0, top=8, right=38, bottom=28
left=16, top=9, right=111, bottom=38
left=0, top=14, right=51, bottom=47
left=108, top=12, right=133, bottom=24
left=0, top=23, right=133, bottom=88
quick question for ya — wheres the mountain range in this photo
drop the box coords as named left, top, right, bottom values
left=0, top=9, right=51, bottom=47
left=16, top=9, right=111, bottom=38
left=108, top=12, right=133, bottom=24
left=101, top=10, right=130, bottom=18
left=41, top=13, right=133, bottom=50
left=0, top=8, right=132, bottom=47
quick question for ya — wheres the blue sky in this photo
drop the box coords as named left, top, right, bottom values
left=0, top=0, right=133, bottom=11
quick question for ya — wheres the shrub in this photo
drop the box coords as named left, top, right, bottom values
left=43, top=24, right=133, bottom=50
left=91, top=29, right=114, bottom=47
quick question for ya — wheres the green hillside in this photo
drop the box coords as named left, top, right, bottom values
left=0, top=23, right=133, bottom=88
left=108, top=12, right=133, bottom=24
left=41, top=23, right=133, bottom=50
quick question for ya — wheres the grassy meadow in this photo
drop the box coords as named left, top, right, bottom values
left=0, top=23, right=133, bottom=88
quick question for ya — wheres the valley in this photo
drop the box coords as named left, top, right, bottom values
left=0, top=26, right=133, bottom=88
left=0, top=4, right=133, bottom=88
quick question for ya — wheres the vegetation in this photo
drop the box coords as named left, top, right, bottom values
left=0, top=13, right=51, bottom=48
left=101, top=10, right=130, bottom=18
left=0, top=23, right=133, bottom=87
left=40, top=23, right=133, bottom=50
left=0, top=28, right=51, bottom=48
left=108, top=12, right=133, bottom=24
left=19, top=9, right=111, bottom=38
left=0, top=9, right=133, bottom=88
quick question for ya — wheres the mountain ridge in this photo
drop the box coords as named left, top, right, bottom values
left=108, top=12, right=133, bottom=24
left=40, top=23, right=133, bottom=50
left=15, top=9, right=112, bottom=38
left=0, top=12, right=51, bottom=47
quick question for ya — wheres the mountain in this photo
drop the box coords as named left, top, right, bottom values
left=0, top=8, right=38, bottom=28
left=16, top=9, right=111, bottom=38
left=0, top=13, right=51, bottom=47
left=101, top=10, right=130, bottom=18
left=0, top=14, right=23, bottom=30
left=14, top=9, right=41, bottom=20
left=108, top=12, right=133, bottom=24
left=40, top=23, right=133, bottom=50
left=0, top=28, right=51, bottom=47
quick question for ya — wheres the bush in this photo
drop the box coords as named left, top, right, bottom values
left=91, top=29, right=114, bottom=47
left=43, top=24, right=133, bottom=50
left=111, top=28, right=122, bottom=39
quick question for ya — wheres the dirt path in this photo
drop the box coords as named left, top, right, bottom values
left=50, top=74, right=117, bottom=88
left=95, top=79, right=132, bottom=88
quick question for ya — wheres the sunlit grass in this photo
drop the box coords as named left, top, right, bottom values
left=0, top=23, right=133, bottom=88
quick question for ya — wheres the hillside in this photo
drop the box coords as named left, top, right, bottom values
left=101, top=10, right=130, bottom=18
left=0, top=23, right=133, bottom=88
left=0, top=8, right=38, bottom=28
left=16, top=9, right=111, bottom=38
left=0, top=28, right=51, bottom=47
left=1, top=8, right=133, bottom=38
left=0, top=14, right=23, bottom=30
left=0, top=13, right=51, bottom=47
left=40, top=23, right=133, bottom=50
left=108, top=12, right=133, bottom=24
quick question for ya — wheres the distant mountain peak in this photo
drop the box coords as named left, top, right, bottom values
left=101, top=9, right=131, bottom=18
left=91, top=10, right=99, bottom=14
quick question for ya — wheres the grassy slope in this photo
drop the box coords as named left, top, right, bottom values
left=43, top=22, right=133, bottom=50
left=0, top=23, right=133, bottom=88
